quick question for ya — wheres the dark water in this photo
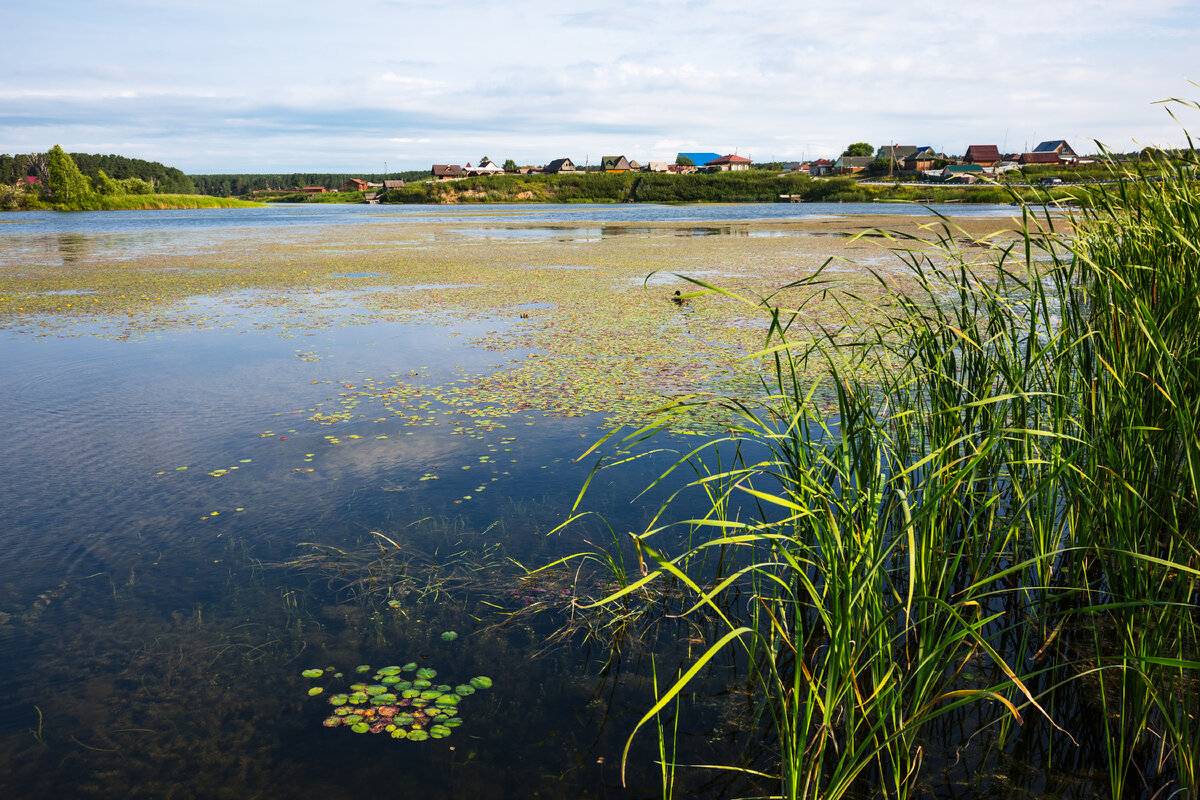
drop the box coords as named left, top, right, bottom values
left=0, top=203, right=1078, bottom=799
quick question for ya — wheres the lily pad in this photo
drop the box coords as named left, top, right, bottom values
left=355, top=664, right=371, bottom=673
left=419, top=689, right=442, bottom=701
left=430, top=724, right=451, bottom=739
left=349, top=692, right=369, bottom=705
left=307, top=686, right=324, bottom=696
left=455, top=684, right=476, bottom=696
left=391, top=729, right=407, bottom=739
left=413, top=679, right=432, bottom=690
left=407, top=729, right=429, bottom=742
left=377, top=665, right=402, bottom=676
left=470, top=676, right=493, bottom=690
left=301, top=668, right=324, bottom=679
left=365, top=685, right=387, bottom=696
left=328, top=694, right=349, bottom=706
left=441, top=631, right=458, bottom=641
left=402, top=662, right=418, bottom=672
left=351, top=722, right=370, bottom=734
left=445, top=717, right=464, bottom=728
left=415, top=667, right=437, bottom=680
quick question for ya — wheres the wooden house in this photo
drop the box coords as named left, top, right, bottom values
left=431, top=164, right=465, bottom=180
left=343, top=178, right=369, bottom=192
left=1017, top=152, right=1061, bottom=165
left=601, top=155, right=632, bottom=173
left=963, top=145, right=1002, bottom=166
left=544, top=157, right=576, bottom=174
left=1033, top=140, right=1077, bottom=159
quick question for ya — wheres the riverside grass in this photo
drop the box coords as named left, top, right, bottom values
left=565, top=132, right=1200, bottom=798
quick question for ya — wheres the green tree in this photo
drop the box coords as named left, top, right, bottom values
left=92, top=168, right=120, bottom=196
left=675, top=155, right=694, bottom=166
left=842, top=142, right=874, bottom=157
left=503, top=158, right=518, bottom=173
left=47, top=145, right=92, bottom=208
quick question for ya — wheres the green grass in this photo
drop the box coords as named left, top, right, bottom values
left=563, top=113, right=1200, bottom=799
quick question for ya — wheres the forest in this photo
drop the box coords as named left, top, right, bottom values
left=0, top=151, right=195, bottom=194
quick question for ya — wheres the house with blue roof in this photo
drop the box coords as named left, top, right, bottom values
left=677, top=152, right=722, bottom=168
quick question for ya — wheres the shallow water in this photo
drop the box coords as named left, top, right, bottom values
left=0, top=203, right=1097, bottom=799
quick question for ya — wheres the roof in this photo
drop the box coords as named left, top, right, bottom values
left=431, top=164, right=465, bottom=177
left=878, top=145, right=919, bottom=160
left=544, top=157, right=575, bottom=173
left=706, top=154, right=752, bottom=165
left=677, top=152, right=722, bottom=166
left=810, top=158, right=834, bottom=166
left=945, top=164, right=984, bottom=173
left=836, top=156, right=874, bottom=169
left=1018, top=152, right=1061, bottom=164
left=601, top=155, right=630, bottom=170
left=1033, top=140, right=1071, bottom=153
left=964, top=145, right=1002, bottom=162
left=382, top=180, right=405, bottom=189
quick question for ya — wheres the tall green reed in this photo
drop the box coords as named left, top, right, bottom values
left=566, top=108, right=1199, bottom=800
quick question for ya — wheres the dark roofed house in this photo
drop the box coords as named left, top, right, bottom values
left=544, top=157, right=576, bottom=174
left=601, top=155, right=632, bottom=173
left=1032, top=140, right=1077, bottom=158
left=344, top=178, right=369, bottom=192
left=877, top=145, right=919, bottom=168
left=382, top=180, right=406, bottom=190
left=963, top=145, right=1002, bottom=166
left=431, top=164, right=465, bottom=180
left=833, top=155, right=874, bottom=174
left=705, top=154, right=752, bottom=172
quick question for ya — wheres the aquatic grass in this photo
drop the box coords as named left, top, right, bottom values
left=566, top=116, right=1200, bottom=799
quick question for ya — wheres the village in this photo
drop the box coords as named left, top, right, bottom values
left=321, top=140, right=1087, bottom=198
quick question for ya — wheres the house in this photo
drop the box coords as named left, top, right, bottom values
left=645, top=162, right=672, bottom=172
left=963, top=145, right=1002, bottom=166
left=467, top=159, right=504, bottom=176
left=628, top=160, right=642, bottom=171
left=705, top=154, right=752, bottom=172
left=382, top=180, right=406, bottom=191
left=344, top=178, right=369, bottom=192
left=431, top=164, right=465, bottom=180
left=903, top=147, right=939, bottom=172
left=1017, top=152, right=1061, bottom=166
left=1033, top=140, right=1077, bottom=159
left=677, top=152, right=722, bottom=168
left=809, top=158, right=834, bottom=177
left=544, top=157, right=576, bottom=174
left=876, top=145, right=920, bottom=170
left=300, top=186, right=326, bottom=194
left=832, top=155, right=874, bottom=174
left=601, top=155, right=632, bottom=173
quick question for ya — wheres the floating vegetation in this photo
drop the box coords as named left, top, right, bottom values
left=302, top=662, right=492, bottom=742
left=440, top=630, right=458, bottom=641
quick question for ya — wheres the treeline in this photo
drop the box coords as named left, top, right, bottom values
left=0, top=151, right=195, bottom=193
left=189, top=172, right=428, bottom=196
left=1, top=146, right=255, bottom=211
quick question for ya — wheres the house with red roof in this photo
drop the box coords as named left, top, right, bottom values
left=704, top=154, right=752, bottom=172
left=963, top=145, right=1002, bottom=167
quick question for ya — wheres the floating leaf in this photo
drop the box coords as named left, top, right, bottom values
left=445, top=717, right=463, bottom=728
left=308, top=687, right=324, bottom=696
left=391, top=729, right=407, bottom=739
left=470, top=676, right=493, bottom=690
left=430, top=724, right=451, bottom=739
left=377, top=665, right=402, bottom=676
left=355, top=664, right=371, bottom=673
left=301, top=668, right=324, bottom=679
left=365, top=685, right=387, bottom=696
left=441, top=631, right=458, bottom=641
left=402, top=662, right=418, bottom=672
left=415, top=667, right=437, bottom=680
left=351, top=722, right=370, bottom=734
left=454, top=684, right=475, bottom=696
left=406, top=729, right=429, bottom=742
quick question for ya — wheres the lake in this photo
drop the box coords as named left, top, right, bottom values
left=1, top=202, right=1069, bottom=799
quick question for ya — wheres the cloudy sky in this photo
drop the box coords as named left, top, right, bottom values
left=3, top=0, right=1198, bottom=172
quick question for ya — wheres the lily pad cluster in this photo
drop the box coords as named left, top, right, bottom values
left=301, top=663, right=492, bottom=741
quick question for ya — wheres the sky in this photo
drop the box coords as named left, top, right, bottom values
left=2, top=0, right=1199, bottom=173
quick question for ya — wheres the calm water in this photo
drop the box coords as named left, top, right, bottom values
left=0, top=203, right=1071, bottom=799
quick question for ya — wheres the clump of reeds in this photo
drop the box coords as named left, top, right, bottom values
left=570, top=102, right=1200, bottom=800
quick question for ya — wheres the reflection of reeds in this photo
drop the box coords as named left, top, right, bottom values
left=564, top=107, right=1200, bottom=800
